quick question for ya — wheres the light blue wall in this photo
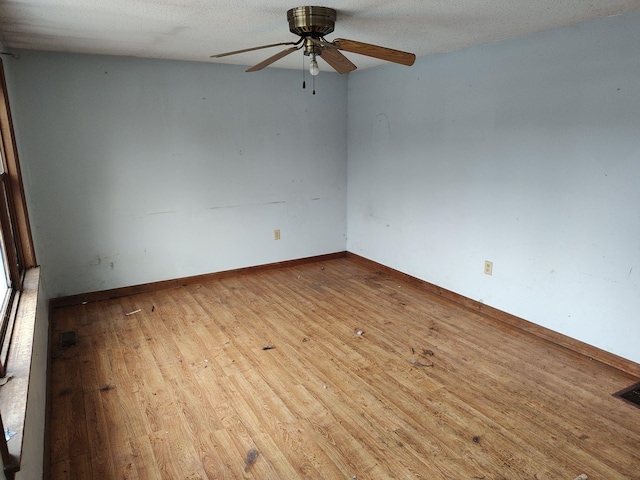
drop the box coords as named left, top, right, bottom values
left=347, top=11, right=640, bottom=363
left=8, top=52, right=348, bottom=298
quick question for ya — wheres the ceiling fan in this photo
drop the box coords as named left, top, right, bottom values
left=210, top=6, right=416, bottom=78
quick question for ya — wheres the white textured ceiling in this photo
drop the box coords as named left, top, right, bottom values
left=1, top=1, right=639, bottom=71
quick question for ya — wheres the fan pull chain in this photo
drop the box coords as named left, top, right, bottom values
left=312, top=74, right=315, bottom=95
left=302, top=54, right=306, bottom=89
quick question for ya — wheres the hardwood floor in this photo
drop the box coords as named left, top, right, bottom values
left=48, top=257, right=640, bottom=479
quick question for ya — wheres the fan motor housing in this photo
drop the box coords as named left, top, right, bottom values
left=287, top=6, right=336, bottom=37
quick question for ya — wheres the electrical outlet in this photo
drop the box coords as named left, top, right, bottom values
left=274, top=229, right=280, bottom=240
left=484, top=260, right=493, bottom=275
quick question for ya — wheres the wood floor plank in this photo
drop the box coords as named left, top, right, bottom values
left=50, top=453, right=92, bottom=480
left=82, top=390, right=117, bottom=479
left=284, top=264, right=640, bottom=470
left=317, top=268, right=635, bottom=477
left=48, top=257, right=640, bottom=479
left=129, top=435, right=164, bottom=480
left=209, top=277, right=508, bottom=478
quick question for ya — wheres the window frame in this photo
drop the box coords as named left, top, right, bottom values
left=0, top=57, right=37, bottom=378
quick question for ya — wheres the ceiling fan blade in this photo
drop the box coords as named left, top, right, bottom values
left=333, top=38, right=415, bottom=66
left=210, top=41, right=299, bottom=59
left=319, top=47, right=357, bottom=74
left=245, top=46, right=300, bottom=72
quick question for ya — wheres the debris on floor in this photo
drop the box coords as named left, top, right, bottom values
left=262, top=345, right=275, bottom=350
left=411, top=359, right=434, bottom=367
left=59, top=331, right=78, bottom=349
left=58, top=387, right=72, bottom=397
left=125, top=308, right=141, bottom=316
left=409, top=346, right=436, bottom=368
left=0, top=375, right=13, bottom=386
left=99, top=384, right=115, bottom=392
left=573, top=475, right=588, bottom=480
left=243, top=447, right=259, bottom=472
left=302, top=337, right=310, bottom=342
left=4, top=428, right=16, bottom=442
left=472, top=435, right=481, bottom=443
left=355, top=330, right=364, bottom=336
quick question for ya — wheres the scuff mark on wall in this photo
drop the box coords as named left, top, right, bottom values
left=208, top=200, right=286, bottom=210
left=375, top=113, right=391, bottom=138
left=87, top=253, right=119, bottom=269
left=145, top=210, right=177, bottom=216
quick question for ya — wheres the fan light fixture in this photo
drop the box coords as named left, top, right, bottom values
left=210, top=6, right=416, bottom=94
left=309, top=54, right=320, bottom=76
